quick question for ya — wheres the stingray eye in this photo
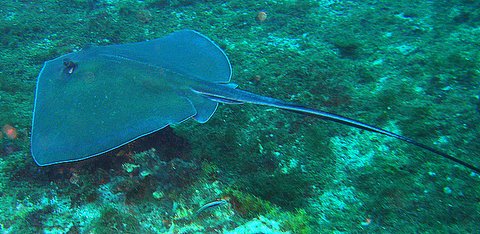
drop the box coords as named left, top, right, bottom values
left=63, top=58, right=77, bottom=74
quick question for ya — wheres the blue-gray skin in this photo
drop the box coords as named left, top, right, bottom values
left=31, top=30, right=479, bottom=173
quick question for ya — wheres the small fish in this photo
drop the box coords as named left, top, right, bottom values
left=195, top=199, right=228, bottom=216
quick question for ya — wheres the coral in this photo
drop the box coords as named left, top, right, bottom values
left=1, top=0, right=480, bottom=233
left=11, top=205, right=54, bottom=233
left=90, top=206, right=144, bottom=233
left=281, top=209, right=314, bottom=234
left=224, top=216, right=287, bottom=234
left=200, top=161, right=220, bottom=181
left=237, top=167, right=314, bottom=210
left=224, top=188, right=274, bottom=219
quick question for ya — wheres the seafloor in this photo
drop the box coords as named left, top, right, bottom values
left=0, top=0, right=479, bottom=233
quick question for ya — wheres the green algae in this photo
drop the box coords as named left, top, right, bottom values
left=281, top=209, right=314, bottom=234
left=91, top=206, right=144, bottom=233
left=0, top=0, right=479, bottom=233
left=10, top=204, right=55, bottom=233
left=224, top=188, right=275, bottom=219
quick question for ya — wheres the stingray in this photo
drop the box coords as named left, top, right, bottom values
left=30, top=30, right=479, bottom=173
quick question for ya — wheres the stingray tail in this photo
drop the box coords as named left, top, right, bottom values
left=275, top=102, right=480, bottom=174
left=194, top=85, right=479, bottom=173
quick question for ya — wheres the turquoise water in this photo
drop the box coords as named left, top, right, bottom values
left=0, top=0, right=479, bottom=232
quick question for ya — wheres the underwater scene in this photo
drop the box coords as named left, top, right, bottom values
left=0, top=0, right=479, bottom=233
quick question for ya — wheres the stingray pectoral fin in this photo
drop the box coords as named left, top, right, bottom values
left=31, top=51, right=197, bottom=166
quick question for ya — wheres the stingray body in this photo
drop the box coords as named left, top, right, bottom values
left=31, top=30, right=479, bottom=173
